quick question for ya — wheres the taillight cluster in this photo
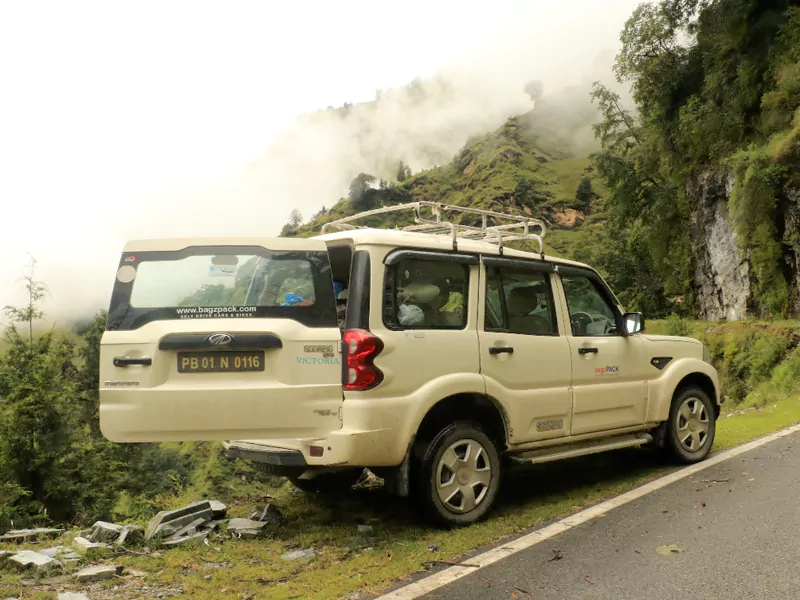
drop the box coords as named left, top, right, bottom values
left=343, top=329, right=384, bottom=390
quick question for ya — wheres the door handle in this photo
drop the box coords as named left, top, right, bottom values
left=113, top=357, right=152, bottom=367
left=578, top=347, right=598, bottom=355
left=489, top=346, right=514, bottom=355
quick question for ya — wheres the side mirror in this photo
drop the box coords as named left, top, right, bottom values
left=623, top=312, right=644, bottom=335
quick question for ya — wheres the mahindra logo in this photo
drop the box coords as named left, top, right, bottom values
left=207, top=332, right=234, bottom=346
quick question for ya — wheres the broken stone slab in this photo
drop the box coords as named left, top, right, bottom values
left=227, top=518, right=268, bottom=539
left=160, top=530, right=210, bottom=547
left=208, top=500, right=228, bottom=519
left=281, top=548, right=315, bottom=562
left=0, top=550, right=14, bottom=563
left=89, top=521, right=124, bottom=543
left=163, top=517, right=208, bottom=543
left=72, top=537, right=111, bottom=556
left=114, top=524, right=144, bottom=547
left=9, top=550, right=63, bottom=574
left=74, top=564, right=124, bottom=583
left=145, top=501, right=213, bottom=540
left=58, top=594, right=91, bottom=600
left=0, top=528, right=64, bottom=543
left=228, top=518, right=268, bottom=531
left=248, top=503, right=283, bottom=524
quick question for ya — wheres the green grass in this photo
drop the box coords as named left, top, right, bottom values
left=3, top=397, right=799, bottom=600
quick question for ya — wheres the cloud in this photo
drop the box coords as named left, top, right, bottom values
left=0, top=0, right=642, bottom=326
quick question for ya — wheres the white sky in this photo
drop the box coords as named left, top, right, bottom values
left=0, top=0, right=643, bottom=324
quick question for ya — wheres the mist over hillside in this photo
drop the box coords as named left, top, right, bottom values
left=0, top=1, right=641, bottom=327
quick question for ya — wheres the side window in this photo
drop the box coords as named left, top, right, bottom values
left=485, top=267, right=557, bottom=336
left=384, top=259, right=468, bottom=330
left=561, top=275, right=619, bottom=336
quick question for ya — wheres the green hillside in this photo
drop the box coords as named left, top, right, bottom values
left=293, top=100, right=607, bottom=260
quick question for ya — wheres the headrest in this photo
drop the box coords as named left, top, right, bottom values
left=506, top=285, right=542, bottom=316
left=401, top=282, right=441, bottom=303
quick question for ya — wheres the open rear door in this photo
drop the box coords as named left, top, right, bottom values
left=99, top=237, right=343, bottom=442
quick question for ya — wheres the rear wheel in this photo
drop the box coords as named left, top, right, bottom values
left=664, top=386, right=716, bottom=463
left=413, top=421, right=501, bottom=527
left=288, top=468, right=366, bottom=493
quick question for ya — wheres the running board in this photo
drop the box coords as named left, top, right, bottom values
left=509, top=433, right=653, bottom=465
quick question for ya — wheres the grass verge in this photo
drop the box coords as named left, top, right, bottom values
left=2, top=397, right=799, bottom=600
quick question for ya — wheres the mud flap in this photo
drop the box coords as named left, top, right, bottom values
left=380, top=436, right=414, bottom=498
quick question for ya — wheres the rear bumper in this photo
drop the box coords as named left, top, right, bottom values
left=224, top=441, right=307, bottom=467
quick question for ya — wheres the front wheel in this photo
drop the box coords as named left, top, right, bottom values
left=664, top=386, right=716, bottom=463
left=413, top=421, right=501, bottom=527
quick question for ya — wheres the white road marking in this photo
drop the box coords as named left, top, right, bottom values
left=377, top=422, right=800, bottom=599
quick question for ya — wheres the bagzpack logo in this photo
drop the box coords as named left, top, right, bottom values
left=594, top=365, right=620, bottom=376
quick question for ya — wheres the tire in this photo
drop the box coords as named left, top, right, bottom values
left=664, top=386, right=716, bottom=463
left=413, top=421, right=501, bottom=527
left=288, top=468, right=366, bottom=493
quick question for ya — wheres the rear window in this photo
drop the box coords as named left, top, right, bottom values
left=106, top=247, right=336, bottom=330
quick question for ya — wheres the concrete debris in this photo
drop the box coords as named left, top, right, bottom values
left=72, top=537, right=111, bottom=556
left=161, top=530, right=210, bottom=547
left=88, top=521, right=125, bottom=543
left=281, top=548, right=315, bottom=562
left=145, top=500, right=213, bottom=541
left=115, top=524, right=144, bottom=547
left=248, top=503, right=283, bottom=524
left=0, top=528, right=64, bottom=543
left=227, top=518, right=268, bottom=539
left=58, top=594, right=92, bottom=600
left=209, top=500, right=228, bottom=519
left=74, top=564, right=123, bottom=583
left=39, top=546, right=67, bottom=558
left=164, top=518, right=208, bottom=541
left=0, top=550, right=14, bottom=563
left=9, top=550, right=63, bottom=574
left=357, top=524, right=373, bottom=534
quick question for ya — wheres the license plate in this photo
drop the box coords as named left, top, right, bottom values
left=177, top=351, right=265, bottom=373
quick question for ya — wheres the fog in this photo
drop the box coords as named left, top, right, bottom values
left=0, top=0, right=643, bottom=327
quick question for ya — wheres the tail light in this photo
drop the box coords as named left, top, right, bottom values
left=343, top=329, right=384, bottom=390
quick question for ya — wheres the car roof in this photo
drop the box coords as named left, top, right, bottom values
left=313, top=228, right=593, bottom=270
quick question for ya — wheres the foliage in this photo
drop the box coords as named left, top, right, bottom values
left=575, top=176, right=594, bottom=214
left=3, top=257, right=47, bottom=347
left=0, top=277, right=197, bottom=530
left=396, top=161, right=412, bottom=182
left=589, top=0, right=800, bottom=318
left=348, top=173, right=378, bottom=209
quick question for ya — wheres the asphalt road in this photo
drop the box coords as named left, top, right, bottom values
left=420, top=430, right=800, bottom=600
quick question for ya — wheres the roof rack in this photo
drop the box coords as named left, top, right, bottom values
left=320, top=201, right=546, bottom=255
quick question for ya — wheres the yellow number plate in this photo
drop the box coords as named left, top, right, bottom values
left=177, top=351, right=265, bottom=373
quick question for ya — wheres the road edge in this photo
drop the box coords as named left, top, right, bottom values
left=377, top=421, right=800, bottom=599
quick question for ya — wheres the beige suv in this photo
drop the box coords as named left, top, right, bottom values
left=99, top=202, right=720, bottom=526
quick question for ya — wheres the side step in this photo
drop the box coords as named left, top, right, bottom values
left=509, top=433, right=653, bottom=466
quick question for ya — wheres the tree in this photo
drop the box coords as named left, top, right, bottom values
left=396, top=161, right=412, bottom=182
left=3, top=256, right=46, bottom=347
left=575, top=177, right=594, bottom=214
left=348, top=173, right=378, bottom=209
left=288, top=209, right=303, bottom=228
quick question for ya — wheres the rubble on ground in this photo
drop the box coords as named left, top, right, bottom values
left=0, top=528, right=64, bottom=543
left=248, top=503, right=283, bottom=525
left=0, top=497, right=283, bottom=582
left=281, top=548, right=315, bottom=562
left=58, top=593, right=91, bottom=600
left=9, top=549, right=63, bottom=575
left=74, top=564, right=124, bottom=582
